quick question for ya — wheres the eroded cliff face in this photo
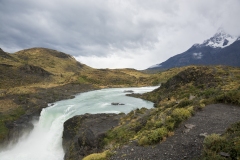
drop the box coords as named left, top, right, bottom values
left=62, top=113, right=123, bottom=160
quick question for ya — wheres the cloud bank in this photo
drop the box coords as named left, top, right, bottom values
left=0, top=0, right=239, bottom=69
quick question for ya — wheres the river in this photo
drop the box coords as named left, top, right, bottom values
left=0, top=86, right=158, bottom=160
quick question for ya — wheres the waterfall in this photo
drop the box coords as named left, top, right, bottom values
left=0, top=86, right=158, bottom=160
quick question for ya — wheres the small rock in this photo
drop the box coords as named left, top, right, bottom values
left=199, top=132, right=208, bottom=137
left=124, top=90, right=134, bottom=93
left=219, top=152, right=230, bottom=158
left=184, top=124, right=195, bottom=129
left=111, top=102, right=125, bottom=105
left=183, top=128, right=190, bottom=133
left=189, top=94, right=195, bottom=100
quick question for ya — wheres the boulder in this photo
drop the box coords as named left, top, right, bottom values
left=124, top=90, right=134, bottom=93
left=111, top=102, right=125, bottom=105
left=62, top=113, right=123, bottom=160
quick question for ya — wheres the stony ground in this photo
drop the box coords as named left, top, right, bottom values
left=110, top=104, right=240, bottom=160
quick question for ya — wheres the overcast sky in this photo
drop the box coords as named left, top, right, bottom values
left=1, top=0, right=240, bottom=69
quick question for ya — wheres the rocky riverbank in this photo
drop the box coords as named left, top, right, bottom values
left=0, top=83, right=96, bottom=148
left=62, top=113, right=124, bottom=160
left=63, top=104, right=240, bottom=160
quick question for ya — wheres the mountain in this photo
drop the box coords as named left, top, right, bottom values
left=148, top=29, right=240, bottom=71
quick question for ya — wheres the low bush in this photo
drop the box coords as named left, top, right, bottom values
left=138, top=127, right=168, bottom=146
left=138, top=136, right=149, bottom=146
left=83, top=150, right=112, bottom=160
left=203, top=134, right=226, bottom=151
left=214, top=90, right=240, bottom=105
left=176, top=99, right=192, bottom=108
left=104, top=126, right=135, bottom=145
left=148, top=127, right=168, bottom=143
left=172, top=107, right=192, bottom=123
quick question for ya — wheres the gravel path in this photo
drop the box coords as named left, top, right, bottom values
left=110, top=104, right=240, bottom=160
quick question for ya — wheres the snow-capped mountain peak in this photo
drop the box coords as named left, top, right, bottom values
left=201, top=28, right=237, bottom=48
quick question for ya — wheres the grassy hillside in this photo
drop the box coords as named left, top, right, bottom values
left=3, top=47, right=239, bottom=159
left=0, top=47, right=163, bottom=144
left=71, top=68, right=161, bottom=88
left=99, top=65, right=240, bottom=159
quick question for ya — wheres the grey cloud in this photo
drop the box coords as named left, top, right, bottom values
left=0, top=0, right=163, bottom=55
left=0, top=0, right=239, bottom=68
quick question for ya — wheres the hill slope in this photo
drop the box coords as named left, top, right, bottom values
left=95, top=65, right=240, bottom=159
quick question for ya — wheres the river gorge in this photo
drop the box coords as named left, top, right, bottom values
left=0, top=86, right=158, bottom=160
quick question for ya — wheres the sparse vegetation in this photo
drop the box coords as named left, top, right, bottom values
left=83, top=150, right=113, bottom=160
left=102, top=65, right=240, bottom=158
left=202, top=122, right=240, bottom=159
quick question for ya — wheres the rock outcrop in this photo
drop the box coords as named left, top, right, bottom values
left=19, top=64, right=52, bottom=77
left=4, top=112, right=39, bottom=146
left=111, top=102, right=125, bottom=105
left=62, top=113, right=123, bottom=160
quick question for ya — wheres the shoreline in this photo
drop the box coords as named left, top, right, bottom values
left=0, top=83, right=97, bottom=148
left=0, top=84, right=156, bottom=149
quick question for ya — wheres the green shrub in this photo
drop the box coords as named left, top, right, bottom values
left=203, top=134, right=226, bottom=151
left=83, top=150, right=112, bottom=160
left=214, top=90, right=240, bottom=105
left=172, top=108, right=192, bottom=123
left=104, top=126, right=135, bottom=145
left=138, top=136, right=149, bottom=146
left=200, top=88, right=218, bottom=99
left=150, top=127, right=168, bottom=142
left=164, top=101, right=176, bottom=108
left=139, top=127, right=168, bottom=145
left=176, top=99, right=192, bottom=108
left=165, top=119, right=175, bottom=130
left=154, top=120, right=163, bottom=128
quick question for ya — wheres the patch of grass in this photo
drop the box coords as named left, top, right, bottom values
left=78, top=76, right=87, bottom=84
left=176, top=99, right=193, bottom=108
left=83, top=150, right=113, bottom=160
left=104, top=126, right=135, bottom=145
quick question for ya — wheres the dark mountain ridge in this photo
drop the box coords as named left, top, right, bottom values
left=148, top=29, right=240, bottom=71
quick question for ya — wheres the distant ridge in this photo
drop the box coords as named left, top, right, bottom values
left=147, top=28, right=240, bottom=71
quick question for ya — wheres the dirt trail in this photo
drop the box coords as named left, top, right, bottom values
left=110, top=104, right=240, bottom=160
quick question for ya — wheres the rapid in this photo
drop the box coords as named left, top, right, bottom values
left=0, top=86, right=158, bottom=160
